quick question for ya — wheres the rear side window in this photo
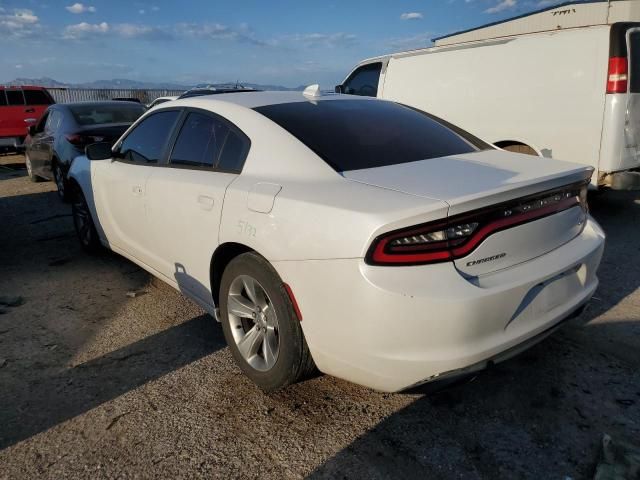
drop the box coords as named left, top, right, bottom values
left=217, top=130, right=249, bottom=172
left=254, top=99, right=491, bottom=172
left=24, top=89, right=53, bottom=105
left=170, top=112, right=229, bottom=168
left=0, top=91, right=6, bottom=106
left=119, top=111, right=180, bottom=164
left=6, top=90, right=24, bottom=106
left=343, top=63, right=382, bottom=97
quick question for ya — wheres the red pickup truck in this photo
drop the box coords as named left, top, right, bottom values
left=0, top=86, right=55, bottom=151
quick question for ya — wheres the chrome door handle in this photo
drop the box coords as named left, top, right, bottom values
left=197, top=195, right=214, bottom=210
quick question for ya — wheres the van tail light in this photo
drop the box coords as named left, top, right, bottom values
left=607, top=57, right=628, bottom=94
left=65, top=134, right=105, bottom=148
left=366, top=182, right=588, bottom=266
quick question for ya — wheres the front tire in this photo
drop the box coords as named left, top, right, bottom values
left=71, top=188, right=101, bottom=253
left=219, top=252, right=315, bottom=392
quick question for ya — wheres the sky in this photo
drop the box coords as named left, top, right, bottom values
left=0, top=0, right=568, bottom=88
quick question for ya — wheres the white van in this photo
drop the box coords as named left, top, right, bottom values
left=338, top=0, right=640, bottom=189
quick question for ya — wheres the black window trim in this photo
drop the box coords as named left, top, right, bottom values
left=113, top=108, right=183, bottom=167
left=0, top=90, right=7, bottom=107
left=163, top=106, right=251, bottom=174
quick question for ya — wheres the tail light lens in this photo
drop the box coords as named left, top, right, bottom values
left=607, top=57, right=628, bottom=94
left=65, top=134, right=106, bottom=148
left=366, top=182, right=588, bottom=266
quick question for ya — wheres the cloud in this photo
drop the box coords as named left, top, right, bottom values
left=400, top=12, right=423, bottom=20
left=66, top=3, right=96, bottom=14
left=151, top=6, right=159, bottom=11
left=485, top=0, right=517, bottom=13
left=175, top=22, right=267, bottom=46
left=63, top=21, right=108, bottom=38
left=0, top=9, right=41, bottom=38
left=113, top=23, right=172, bottom=40
left=386, top=32, right=433, bottom=51
left=139, top=9, right=145, bottom=14
left=282, top=32, right=357, bottom=48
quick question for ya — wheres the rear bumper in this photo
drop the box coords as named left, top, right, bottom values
left=273, top=216, right=605, bottom=392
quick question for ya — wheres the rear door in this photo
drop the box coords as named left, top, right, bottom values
left=1, top=89, right=27, bottom=139
left=23, top=88, right=54, bottom=130
left=144, top=109, right=249, bottom=305
left=623, top=27, right=640, bottom=169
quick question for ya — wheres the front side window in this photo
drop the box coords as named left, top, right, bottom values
left=119, top=111, right=180, bottom=164
left=170, top=112, right=230, bottom=168
left=24, top=89, right=53, bottom=106
left=343, top=63, right=382, bottom=97
left=255, top=99, right=492, bottom=172
left=6, top=90, right=24, bottom=106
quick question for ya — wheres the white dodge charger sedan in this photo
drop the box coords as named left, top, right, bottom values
left=68, top=89, right=605, bottom=392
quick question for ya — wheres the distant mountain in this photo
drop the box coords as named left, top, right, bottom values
left=6, top=77, right=305, bottom=91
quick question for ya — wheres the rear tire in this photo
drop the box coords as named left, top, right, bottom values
left=25, top=153, right=42, bottom=183
left=53, top=162, right=71, bottom=202
left=219, top=252, right=315, bottom=392
left=71, top=188, right=101, bottom=253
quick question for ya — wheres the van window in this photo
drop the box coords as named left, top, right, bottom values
left=0, top=91, right=6, bottom=107
left=254, top=99, right=491, bottom=172
left=629, top=31, right=640, bottom=93
left=343, top=63, right=382, bottom=97
left=6, top=90, right=24, bottom=106
left=24, top=89, right=53, bottom=105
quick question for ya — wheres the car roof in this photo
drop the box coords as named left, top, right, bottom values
left=168, top=90, right=373, bottom=110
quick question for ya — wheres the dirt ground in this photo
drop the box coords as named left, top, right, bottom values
left=0, top=153, right=638, bottom=479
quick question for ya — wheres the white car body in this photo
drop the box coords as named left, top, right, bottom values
left=339, top=0, right=640, bottom=190
left=69, top=91, right=605, bottom=392
left=147, top=96, right=179, bottom=108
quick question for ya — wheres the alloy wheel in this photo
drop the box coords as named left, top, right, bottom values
left=227, top=275, right=279, bottom=372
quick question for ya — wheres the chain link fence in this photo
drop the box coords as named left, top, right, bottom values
left=48, top=88, right=185, bottom=104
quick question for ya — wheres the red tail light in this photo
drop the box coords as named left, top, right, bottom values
left=366, top=182, right=588, bottom=266
left=607, top=57, right=628, bottom=94
left=65, top=134, right=105, bottom=148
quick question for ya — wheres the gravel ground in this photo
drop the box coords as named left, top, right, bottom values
left=0, top=153, right=638, bottom=479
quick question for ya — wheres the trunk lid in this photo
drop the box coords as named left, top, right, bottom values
left=345, top=150, right=592, bottom=275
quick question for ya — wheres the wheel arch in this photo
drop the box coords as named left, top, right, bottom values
left=493, top=140, right=541, bottom=156
left=210, top=242, right=259, bottom=307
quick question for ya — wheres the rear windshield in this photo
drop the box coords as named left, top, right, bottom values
left=254, top=100, right=491, bottom=172
left=70, top=104, right=146, bottom=126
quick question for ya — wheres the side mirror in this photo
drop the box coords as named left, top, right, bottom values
left=27, top=125, right=37, bottom=136
left=86, top=142, right=113, bottom=161
left=334, top=84, right=345, bottom=94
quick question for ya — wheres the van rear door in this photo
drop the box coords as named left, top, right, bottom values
left=623, top=27, right=640, bottom=169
